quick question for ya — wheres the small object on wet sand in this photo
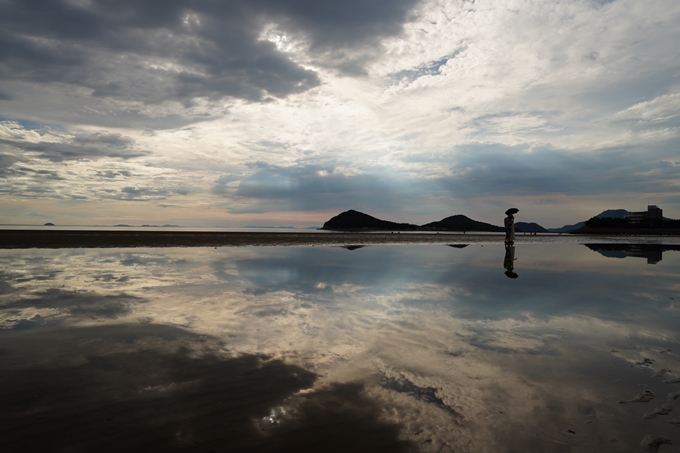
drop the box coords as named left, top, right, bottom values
left=640, top=435, right=672, bottom=452
left=667, top=391, right=680, bottom=402
left=652, top=369, right=672, bottom=378
left=618, top=390, right=655, bottom=404
left=642, top=404, right=673, bottom=419
left=567, top=429, right=576, bottom=434
left=635, top=358, right=654, bottom=366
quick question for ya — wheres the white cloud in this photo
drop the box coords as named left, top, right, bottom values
left=613, top=93, right=680, bottom=125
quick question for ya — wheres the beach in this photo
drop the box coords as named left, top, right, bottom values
left=1, top=229, right=507, bottom=248
left=5, top=229, right=679, bottom=249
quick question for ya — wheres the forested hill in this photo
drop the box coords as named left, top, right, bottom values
left=320, top=210, right=505, bottom=232
left=420, top=215, right=504, bottom=232
left=320, top=210, right=419, bottom=231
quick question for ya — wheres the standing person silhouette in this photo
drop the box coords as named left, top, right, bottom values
left=504, top=208, right=518, bottom=244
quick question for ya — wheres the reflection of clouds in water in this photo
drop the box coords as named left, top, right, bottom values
left=2, top=288, right=144, bottom=328
left=0, top=323, right=416, bottom=452
left=234, top=247, right=417, bottom=296
left=1, top=244, right=680, bottom=450
left=0, top=270, right=17, bottom=296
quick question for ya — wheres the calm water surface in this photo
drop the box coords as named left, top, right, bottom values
left=1, top=242, right=679, bottom=452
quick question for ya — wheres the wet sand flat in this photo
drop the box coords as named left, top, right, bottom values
left=4, top=230, right=680, bottom=249
left=2, top=243, right=680, bottom=451
left=4, top=229, right=680, bottom=249
left=1, top=229, right=507, bottom=248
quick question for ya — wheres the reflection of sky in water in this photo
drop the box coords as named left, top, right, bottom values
left=1, top=243, right=680, bottom=452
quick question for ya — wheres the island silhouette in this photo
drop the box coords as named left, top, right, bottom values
left=320, top=210, right=505, bottom=232
left=320, top=208, right=680, bottom=234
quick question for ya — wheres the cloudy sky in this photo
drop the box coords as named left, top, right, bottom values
left=1, top=0, right=679, bottom=228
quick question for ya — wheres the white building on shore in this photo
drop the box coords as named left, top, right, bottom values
left=624, top=205, right=663, bottom=223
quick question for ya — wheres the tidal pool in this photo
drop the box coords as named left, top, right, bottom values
left=1, top=241, right=679, bottom=452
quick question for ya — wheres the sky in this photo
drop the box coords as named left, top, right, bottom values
left=1, top=0, right=679, bottom=228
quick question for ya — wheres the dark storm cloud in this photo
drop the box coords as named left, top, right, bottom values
left=261, top=0, right=418, bottom=48
left=0, top=0, right=317, bottom=104
left=0, top=178, right=69, bottom=199
left=434, top=141, right=680, bottom=198
left=95, top=169, right=132, bottom=179
left=260, top=0, right=420, bottom=76
left=0, top=132, right=146, bottom=162
left=216, top=161, right=413, bottom=213
left=235, top=162, right=381, bottom=198
left=0, top=0, right=419, bottom=105
left=0, top=153, right=19, bottom=177
left=217, top=136, right=680, bottom=214
left=118, top=185, right=185, bottom=201
left=13, top=166, right=65, bottom=181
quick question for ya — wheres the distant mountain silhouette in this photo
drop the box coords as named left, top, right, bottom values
left=245, top=225, right=295, bottom=229
left=515, top=222, right=549, bottom=233
left=548, top=209, right=628, bottom=233
left=420, top=215, right=504, bottom=232
left=321, top=210, right=505, bottom=232
left=597, top=209, right=629, bottom=218
left=321, top=208, right=676, bottom=234
left=321, top=210, right=419, bottom=231
left=140, top=224, right=180, bottom=227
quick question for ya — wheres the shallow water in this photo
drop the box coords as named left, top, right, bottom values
left=1, top=242, right=679, bottom=452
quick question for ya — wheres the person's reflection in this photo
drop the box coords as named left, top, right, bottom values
left=504, top=244, right=518, bottom=278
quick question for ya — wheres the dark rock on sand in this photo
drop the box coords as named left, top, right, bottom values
left=618, top=390, right=655, bottom=403
left=640, top=435, right=672, bottom=452
left=642, top=403, right=673, bottom=419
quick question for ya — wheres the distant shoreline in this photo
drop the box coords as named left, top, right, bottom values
left=571, top=227, right=680, bottom=235
left=2, top=229, right=680, bottom=249
left=0, top=229, right=502, bottom=249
